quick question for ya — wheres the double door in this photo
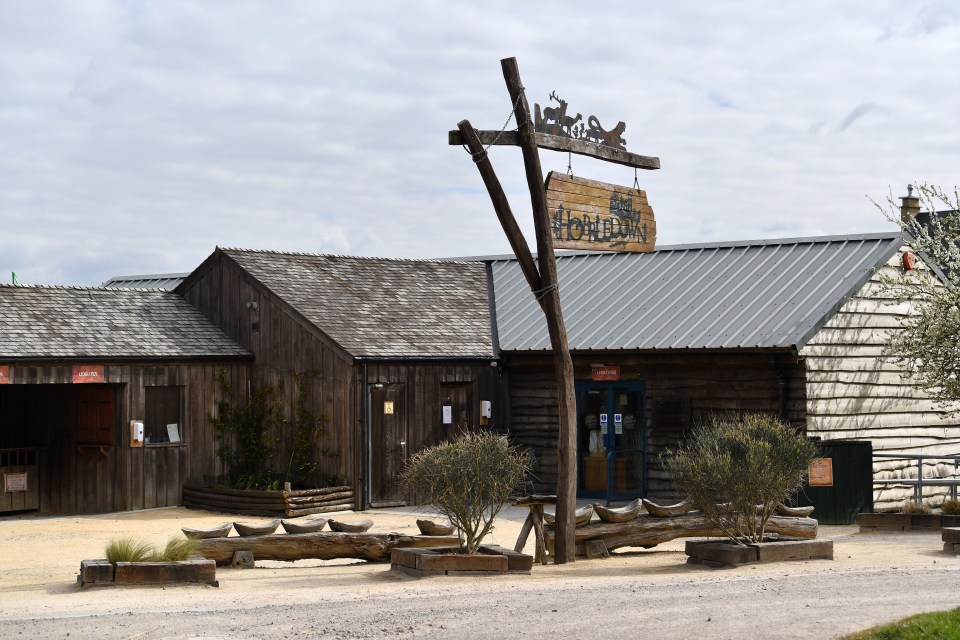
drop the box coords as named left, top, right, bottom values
left=576, top=381, right=646, bottom=502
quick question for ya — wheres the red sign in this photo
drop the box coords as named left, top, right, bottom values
left=72, top=365, right=104, bottom=384
left=592, top=366, right=620, bottom=381
left=808, top=458, right=834, bottom=487
left=0, top=366, right=9, bottom=384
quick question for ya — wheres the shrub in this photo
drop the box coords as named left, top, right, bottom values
left=663, top=412, right=819, bottom=545
left=105, top=536, right=198, bottom=563
left=902, top=500, right=933, bottom=515
left=941, top=498, right=960, bottom=515
left=402, top=431, right=531, bottom=554
left=105, top=537, right=156, bottom=563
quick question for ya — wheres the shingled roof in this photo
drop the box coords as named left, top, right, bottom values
left=0, top=285, right=251, bottom=360
left=218, top=249, right=493, bottom=359
left=491, top=232, right=905, bottom=352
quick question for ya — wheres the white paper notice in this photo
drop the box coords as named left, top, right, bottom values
left=167, top=424, right=181, bottom=443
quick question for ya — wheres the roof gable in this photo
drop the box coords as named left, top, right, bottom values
left=0, top=285, right=251, bottom=360
left=491, top=232, right=904, bottom=352
left=220, top=249, right=493, bottom=359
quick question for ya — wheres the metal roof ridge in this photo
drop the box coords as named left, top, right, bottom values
left=0, top=283, right=174, bottom=294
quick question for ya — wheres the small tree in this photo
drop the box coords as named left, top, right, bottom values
left=402, top=431, right=531, bottom=554
left=874, top=184, right=960, bottom=412
left=664, top=412, right=818, bottom=545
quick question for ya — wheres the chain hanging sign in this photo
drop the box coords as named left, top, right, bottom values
left=546, top=171, right=656, bottom=252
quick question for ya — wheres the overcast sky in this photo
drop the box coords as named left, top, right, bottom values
left=1, top=1, right=958, bottom=286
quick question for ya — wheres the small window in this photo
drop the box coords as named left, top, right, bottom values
left=145, top=386, right=183, bottom=445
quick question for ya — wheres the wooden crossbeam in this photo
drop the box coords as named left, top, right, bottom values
left=448, top=130, right=660, bottom=170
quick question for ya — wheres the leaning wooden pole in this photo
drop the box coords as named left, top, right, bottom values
left=501, top=56, right=578, bottom=564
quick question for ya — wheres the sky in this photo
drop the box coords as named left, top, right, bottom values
left=1, top=1, right=958, bottom=286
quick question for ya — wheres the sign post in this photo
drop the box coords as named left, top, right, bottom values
left=453, top=57, right=659, bottom=563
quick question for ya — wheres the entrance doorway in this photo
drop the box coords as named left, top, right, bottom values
left=575, top=381, right=646, bottom=502
left=369, top=382, right=406, bottom=507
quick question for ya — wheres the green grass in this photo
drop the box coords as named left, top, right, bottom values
left=844, top=608, right=960, bottom=639
left=105, top=536, right=198, bottom=563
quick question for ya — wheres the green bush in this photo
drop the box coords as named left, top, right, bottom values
left=402, top=431, right=531, bottom=554
left=105, top=537, right=155, bottom=563
left=105, top=536, right=198, bottom=563
left=663, top=412, right=819, bottom=545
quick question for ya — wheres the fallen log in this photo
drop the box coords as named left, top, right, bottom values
left=194, top=532, right=461, bottom=565
left=544, top=513, right=818, bottom=554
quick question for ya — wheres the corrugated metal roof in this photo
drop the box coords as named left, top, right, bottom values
left=0, top=285, right=252, bottom=360
left=103, top=273, right=189, bottom=290
left=491, top=232, right=904, bottom=352
left=220, top=249, right=493, bottom=359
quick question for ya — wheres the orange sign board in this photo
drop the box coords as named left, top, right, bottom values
left=592, top=366, right=621, bottom=381
left=546, top=172, right=656, bottom=252
left=808, top=458, right=834, bottom=487
left=0, top=366, right=9, bottom=384
left=72, top=365, right=104, bottom=384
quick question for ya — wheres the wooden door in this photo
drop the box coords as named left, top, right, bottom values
left=370, top=383, right=406, bottom=507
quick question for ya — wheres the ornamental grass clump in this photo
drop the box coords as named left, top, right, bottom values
left=402, top=431, right=531, bottom=554
left=664, top=412, right=818, bottom=546
left=901, top=500, right=933, bottom=515
left=941, top=498, right=960, bottom=515
left=105, top=536, right=198, bottom=563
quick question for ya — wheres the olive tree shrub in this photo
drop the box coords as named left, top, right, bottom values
left=402, top=431, right=531, bottom=554
left=664, top=412, right=818, bottom=545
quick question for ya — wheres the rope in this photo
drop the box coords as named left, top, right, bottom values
left=462, top=86, right=526, bottom=162
left=532, top=282, right=559, bottom=300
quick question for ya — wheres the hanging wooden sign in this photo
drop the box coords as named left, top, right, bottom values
left=546, top=172, right=656, bottom=252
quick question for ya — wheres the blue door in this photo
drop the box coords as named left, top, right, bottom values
left=575, top=381, right=647, bottom=503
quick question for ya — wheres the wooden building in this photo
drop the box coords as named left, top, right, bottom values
left=176, top=248, right=502, bottom=509
left=488, top=232, right=960, bottom=508
left=0, top=285, right=251, bottom=515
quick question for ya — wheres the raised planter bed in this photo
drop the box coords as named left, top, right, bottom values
left=942, top=527, right=960, bottom=553
left=856, top=512, right=960, bottom=532
left=685, top=536, right=834, bottom=568
left=78, top=558, right=218, bottom=588
left=182, top=483, right=354, bottom=517
left=390, top=545, right=533, bottom=578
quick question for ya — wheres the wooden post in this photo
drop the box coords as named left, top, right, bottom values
left=501, top=57, right=578, bottom=564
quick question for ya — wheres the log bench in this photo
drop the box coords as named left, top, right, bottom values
left=194, top=531, right=460, bottom=566
left=543, top=513, right=818, bottom=558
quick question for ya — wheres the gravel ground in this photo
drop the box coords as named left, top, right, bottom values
left=1, top=505, right=958, bottom=639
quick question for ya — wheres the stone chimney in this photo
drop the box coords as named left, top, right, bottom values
left=900, top=184, right=921, bottom=224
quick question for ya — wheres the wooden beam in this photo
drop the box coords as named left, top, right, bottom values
left=448, top=130, right=660, bottom=171
left=456, top=120, right=541, bottom=291
left=501, top=56, right=578, bottom=565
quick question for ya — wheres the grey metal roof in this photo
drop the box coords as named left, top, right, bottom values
left=220, top=249, right=494, bottom=359
left=0, top=285, right=252, bottom=360
left=491, top=232, right=904, bottom=352
left=103, top=273, right=189, bottom=290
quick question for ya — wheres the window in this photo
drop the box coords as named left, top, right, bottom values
left=144, top=386, right=183, bottom=445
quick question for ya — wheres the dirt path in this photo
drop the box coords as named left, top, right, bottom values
left=1, top=507, right=958, bottom=639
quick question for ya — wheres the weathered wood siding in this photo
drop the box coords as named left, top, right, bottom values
left=505, top=352, right=805, bottom=501
left=364, top=362, right=506, bottom=505
left=800, top=248, right=960, bottom=508
left=0, top=362, right=248, bottom=514
left=179, top=253, right=357, bottom=493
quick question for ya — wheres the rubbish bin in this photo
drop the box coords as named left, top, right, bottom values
left=794, top=439, right=873, bottom=525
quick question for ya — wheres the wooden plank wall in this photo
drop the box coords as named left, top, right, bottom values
left=179, top=254, right=357, bottom=492
left=364, top=362, right=506, bottom=503
left=0, top=362, right=248, bottom=515
left=800, top=248, right=960, bottom=508
left=505, top=352, right=806, bottom=501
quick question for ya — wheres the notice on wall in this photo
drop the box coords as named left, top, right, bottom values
left=4, top=472, right=27, bottom=492
left=592, top=366, right=620, bottom=381
left=72, top=365, right=104, bottom=384
left=166, top=424, right=181, bottom=443
left=808, top=458, right=834, bottom=487
left=0, top=365, right=9, bottom=384
left=384, top=401, right=395, bottom=415
left=442, top=405, right=452, bottom=425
